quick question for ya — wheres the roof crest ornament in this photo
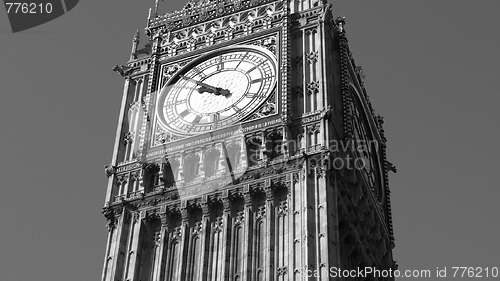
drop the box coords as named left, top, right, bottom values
left=147, top=0, right=278, bottom=32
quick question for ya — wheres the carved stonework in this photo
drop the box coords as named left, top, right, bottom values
left=149, top=2, right=284, bottom=58
left=161, top=65, right=180, bottom=87
left=245, top=92, right=277, bottom=121
left=355, top=65, right=365, bottom=81
left=104, top=164, right=115, bottom=178
left=101, top=1, right=397, bottom=278
left=132, top=212, right=140, bottom=224
left=316, top=166, right=326, bottom=179
left=250, top=36, right=277, bottom=55
left=123, top=131, right=133, bottom=145
left=235, top=211, right=244, bottom=225
left=116, top=174, right=128, bottom=185
left=154, top=126, right=181, bottom=145
left=306, top=51, right=318, bottom=64
left=306, top=80, right=320, bottom=95
left=277, top=266, right=288, bottom=276
left=103, top=208, right=121, bottom=231
left=112, top=65, right=134, bottom=77
left=307, top=123, right=320, bottom=135
left=256, top=205, right=266, bottom=220
left=262, top=36, right=277, bottom=54
left=213, top=216, right=224, bottom=233
left=278, top=201, right=288, bottom=217
left=335, top=16, right=346, bottom=33
left=172, top=226, right=182, bottom=240
left=222, top=196, right=231, bottom=214
left=305, top=27, right=318, bottom=35
left=192, top=221, right=203, bottom=235
left=153, top=227, right=161, bottom=247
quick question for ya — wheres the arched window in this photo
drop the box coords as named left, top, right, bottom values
left=204, top=148, right=220, bottom=178
left=163, top=158, right=179, bottom=186
left=225, top=142, right=241, bottom=168
left=266, top=132, right=283, bottom=160
left=246, top=137, right=262, bottom=166
left=297, top=133, right=304, bottom=151
left=183, top=153, right=200, bottom=182
left=143, top=163, right=159, bottom=193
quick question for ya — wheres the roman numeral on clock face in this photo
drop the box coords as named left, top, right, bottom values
left=217, top=56, right=224, bottom=70
left=213, top=113, right=220, bottom=122
left=231, top=105, right=241, bottom=113
left=179, top=109, right=190, bottom=118
left=193, top=115, right=203, bottom=124
left=247, top=61, right=265, bottom=73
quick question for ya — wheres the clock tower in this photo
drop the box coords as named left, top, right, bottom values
left=102, top=0, right=396, bottom=280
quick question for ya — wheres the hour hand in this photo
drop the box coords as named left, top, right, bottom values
left=215, top=88, right=231, bottom=97
left=180, top=75, right=231, bottom=97
left=197, top=86, right=231, bottom=97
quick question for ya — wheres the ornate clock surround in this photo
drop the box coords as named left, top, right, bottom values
left=151, top=31, right=285, bottom=148
left=155, top=44, right=278, bottom=136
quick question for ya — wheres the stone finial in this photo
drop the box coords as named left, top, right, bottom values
left=154, top=0, right=159, bottom=17
left=335, top=16, right=346, bottom=33
left=133, top=30, right=140, bottom=43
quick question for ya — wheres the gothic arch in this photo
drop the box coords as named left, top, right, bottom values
left=225, top=141, right=241, bottom=168
left=204, top=147, right=220, bottom=178
left=246, top=136, right=262, bottom=166
left=183, top=152, right=200, bottom=183
left=164, top=157, right=180, bottom=186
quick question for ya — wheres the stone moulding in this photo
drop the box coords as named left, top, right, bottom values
left=109, top=172, right=292, bottom=209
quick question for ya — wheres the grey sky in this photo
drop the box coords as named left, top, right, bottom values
left=0, top=1, right=499, bottom=280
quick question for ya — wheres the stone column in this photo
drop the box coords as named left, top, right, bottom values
left=264, top=179, right=275, bottom=281
left=107, top=208, right=126, bottom=281
left=220, top=191, right=232, bottom=280
left=125, top=211, right=144, bottom=281
left=177, top=201, right=190, bottom=281
left=153, top=207, right=168, bottom=281
left=219, top=144, right=228, bottom=174
left=101, top=209, right=118, bottom=281
left=241, top=185, right=253, bottom=280
left=197, top=196, right=211, bottom=280
left=276, top=186, right=289, bottom=281
left=238, top=137, right=246, bottom=168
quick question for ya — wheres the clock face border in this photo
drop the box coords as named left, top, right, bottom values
left=155, top=45, right=278, bottom=137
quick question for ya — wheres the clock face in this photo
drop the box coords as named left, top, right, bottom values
left=156, top=46, right=277, bottom=135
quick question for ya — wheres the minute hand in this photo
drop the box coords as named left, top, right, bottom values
left=179, top=75, right=230, bottom=97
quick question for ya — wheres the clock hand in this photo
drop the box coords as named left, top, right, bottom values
left=210, top=87, right=231, bottom=97
left=199, top=85, right=231, bottom=98
left=179, top=75, right=231, bottom=97
left=179, top=75, right=215, bottom=90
